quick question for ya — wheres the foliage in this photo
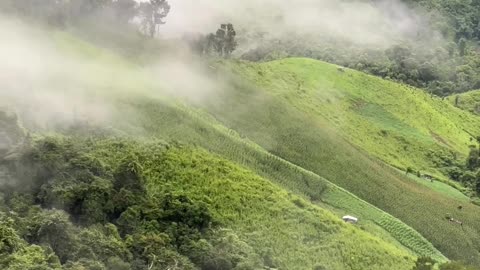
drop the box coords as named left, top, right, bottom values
left=190, top=24, right=238, bottom=58
left=138, top=0, right=171, bottom=38
left=412, top=257, right=436, bottom=270
left=0, top=136, right=416, bottom=270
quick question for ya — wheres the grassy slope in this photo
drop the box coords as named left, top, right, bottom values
left=228, top=58, right=480, bottom=180
left=448, top=90, right=480, bottom=116
left=120, top=98, right=445, bottom=261
left=70, top=139, right=415, bottom=270
left=51, top=32, right=462, bottom=260
left=187, top=58, right=480, bottom=264
left=0, top=27, right=422, bottom=269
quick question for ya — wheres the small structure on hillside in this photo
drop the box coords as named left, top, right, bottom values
left=342, top=215, right=358, bottom=224
left=445, top=214, right=463, bottom=227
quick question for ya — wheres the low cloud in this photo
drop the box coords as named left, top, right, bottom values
left=162, top=0, right=441, bottom=49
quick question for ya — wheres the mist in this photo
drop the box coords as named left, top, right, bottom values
left=0, top=15, right=222, bottom=132
left=0, top=18, right=118, bottom=130
left=0, top=0, right=444, bottom=131
left=161, top=0, right=441, bottom=50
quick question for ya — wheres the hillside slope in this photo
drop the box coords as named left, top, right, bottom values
left=87, top=139, right=416, bottom=270
left=0, top=29, right=430, bottom=269
left=227, top=58, right=480, bottom=180
left=179, top=58, right=480, bottom=264
left=53, top=35, right=475, bottom=263
left=11, top=31, right=479, bottom=265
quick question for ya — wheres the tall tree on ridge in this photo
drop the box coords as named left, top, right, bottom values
left=139, top=0, right=170, bottom=38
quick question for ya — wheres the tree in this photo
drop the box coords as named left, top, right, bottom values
left=224, top=24, right=237, bottom=57
left=106, top=256, right=131, bottom=270
left=214, top=24, right=227, bottom=56
left=27, top=210, right=78, bottom=263
left=466, top=147, right=479, bottom=170
left=200, top=23, right=238, bottom=57
left=139, top=0, right=171, bottom=38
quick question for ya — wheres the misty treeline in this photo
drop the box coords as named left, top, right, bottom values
left=0, top=113, right=266, bottom=270
left=0, top=0, right=170, bottom=38
left=5, top=1, right=480, bottom=95
left=241, top=0, right=480, bottom=96
left=0, top=0, right=238, bottom=58
left=187, top=24, right=238, bottom=58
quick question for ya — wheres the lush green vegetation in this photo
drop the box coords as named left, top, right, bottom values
left=4, top=1, right=480, bottom=268
left=27, top=32, right=479, bottom=264
left=0, top=134, right=418, bottom=270
left=175, top=58, right=480, bottom=264
left=226, top=58, right=480, bottom=181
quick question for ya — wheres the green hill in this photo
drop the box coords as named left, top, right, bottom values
left=85, top=138, right=416, bottom=270
left=6, top=30, right=480, bottom=268
left=226, top=58, right=480, bottom=180
left=179, top=58, right=480, bottom=264
left=0, top=30, right=427, bottom=269
left=55, top=35, right=479, bottom=264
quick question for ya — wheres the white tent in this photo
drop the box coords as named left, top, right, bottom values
left=342, top=215, right=358, bottom=223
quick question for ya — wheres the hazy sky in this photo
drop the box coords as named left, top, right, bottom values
left=154, top=0, right=434, bottom=48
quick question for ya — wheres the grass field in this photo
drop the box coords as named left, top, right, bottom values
left=116, top=97, right=446, bottom=262
left=226, top=58, right=480, bottom=180
left=182, top=58, right=480, bottom=264
left=33, top=33, right=480, bottom=265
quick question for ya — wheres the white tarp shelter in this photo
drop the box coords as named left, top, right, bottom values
left=342, top=215, right=358, bottom=223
